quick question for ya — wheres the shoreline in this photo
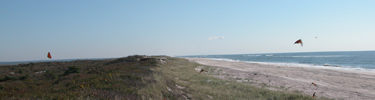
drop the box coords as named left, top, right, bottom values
left=198, top=57, right=375, bottom=73
left=185, top=58, right=375, bottom=100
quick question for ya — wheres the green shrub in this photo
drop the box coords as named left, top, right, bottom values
left=63, top=66, right=80, bottom=76
left=18, top=75, right=28, bottom=80
left=18, top=69, right=23, bottom=73
left=0, top=76, right=17, bottom=82
left=44, top=71, right=57, bottom=80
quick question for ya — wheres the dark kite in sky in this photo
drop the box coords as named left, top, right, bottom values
left=294, top=39, right=303, bottom=47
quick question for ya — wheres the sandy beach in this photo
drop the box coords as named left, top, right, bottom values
left=185, top=58, right=375, bottom=100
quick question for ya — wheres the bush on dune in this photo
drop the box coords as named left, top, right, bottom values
left=63, top=66, right=80, bottom=76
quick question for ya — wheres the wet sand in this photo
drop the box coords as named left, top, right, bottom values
left=185, top=58, right=375, bottom=100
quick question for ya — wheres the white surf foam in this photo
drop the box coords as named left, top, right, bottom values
left=208, top=58, right=375, bottom=73
left=274, top=55, right=349, bottom=58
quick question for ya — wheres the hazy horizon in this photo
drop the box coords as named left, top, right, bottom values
left=2, top=50, right=374, bottom=63
left=2, top=0, right=375, bottom=62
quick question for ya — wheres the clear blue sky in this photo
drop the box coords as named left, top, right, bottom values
left=1, top=0, right=375, bottom=62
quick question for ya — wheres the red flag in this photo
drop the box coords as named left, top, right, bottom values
left=47, top=52, right=52, bottom=59
left=294, top=39, right=303, bottom=47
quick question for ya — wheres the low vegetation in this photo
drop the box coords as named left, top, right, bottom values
left=0, top=55, right=329, bottom=100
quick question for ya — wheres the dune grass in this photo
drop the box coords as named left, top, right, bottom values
left=0, top=56, right=331, bottom=100
left=0, top=55, right=155, bottom=99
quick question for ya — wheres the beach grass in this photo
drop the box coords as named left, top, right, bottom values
left=0, top=56, right=331, bottom=100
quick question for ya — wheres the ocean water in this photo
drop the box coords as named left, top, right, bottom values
left=182, top=51, right=375, bottom=72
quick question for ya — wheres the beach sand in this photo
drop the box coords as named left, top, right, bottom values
left=185, top=58, right=375, bottom=100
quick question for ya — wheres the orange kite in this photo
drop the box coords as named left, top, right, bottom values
left=312, top=92, right=316, bottom=99
left=294, top=39, right=303, bottom=47
left=47, top=52, right=52, bottom=59
left=200, top=69, right=208, bottom=73
left=310, top=82, right=318, bottom=87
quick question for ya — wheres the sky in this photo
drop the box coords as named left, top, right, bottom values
left=1, top=0, right=375, bottom=62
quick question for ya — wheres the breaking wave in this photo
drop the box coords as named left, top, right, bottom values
left=208, top=58, right=375, bottom=73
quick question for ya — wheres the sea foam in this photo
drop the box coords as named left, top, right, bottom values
left=209, top=58, right=375, bottom=73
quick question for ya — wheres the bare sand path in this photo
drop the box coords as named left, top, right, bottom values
left=185, top=58, right=375, bottom=100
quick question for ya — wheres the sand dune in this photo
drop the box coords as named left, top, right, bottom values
left=185, top=58, right=375, bottom=100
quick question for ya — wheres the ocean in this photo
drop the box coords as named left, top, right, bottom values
left=182, top=51, right=375, bottom=72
